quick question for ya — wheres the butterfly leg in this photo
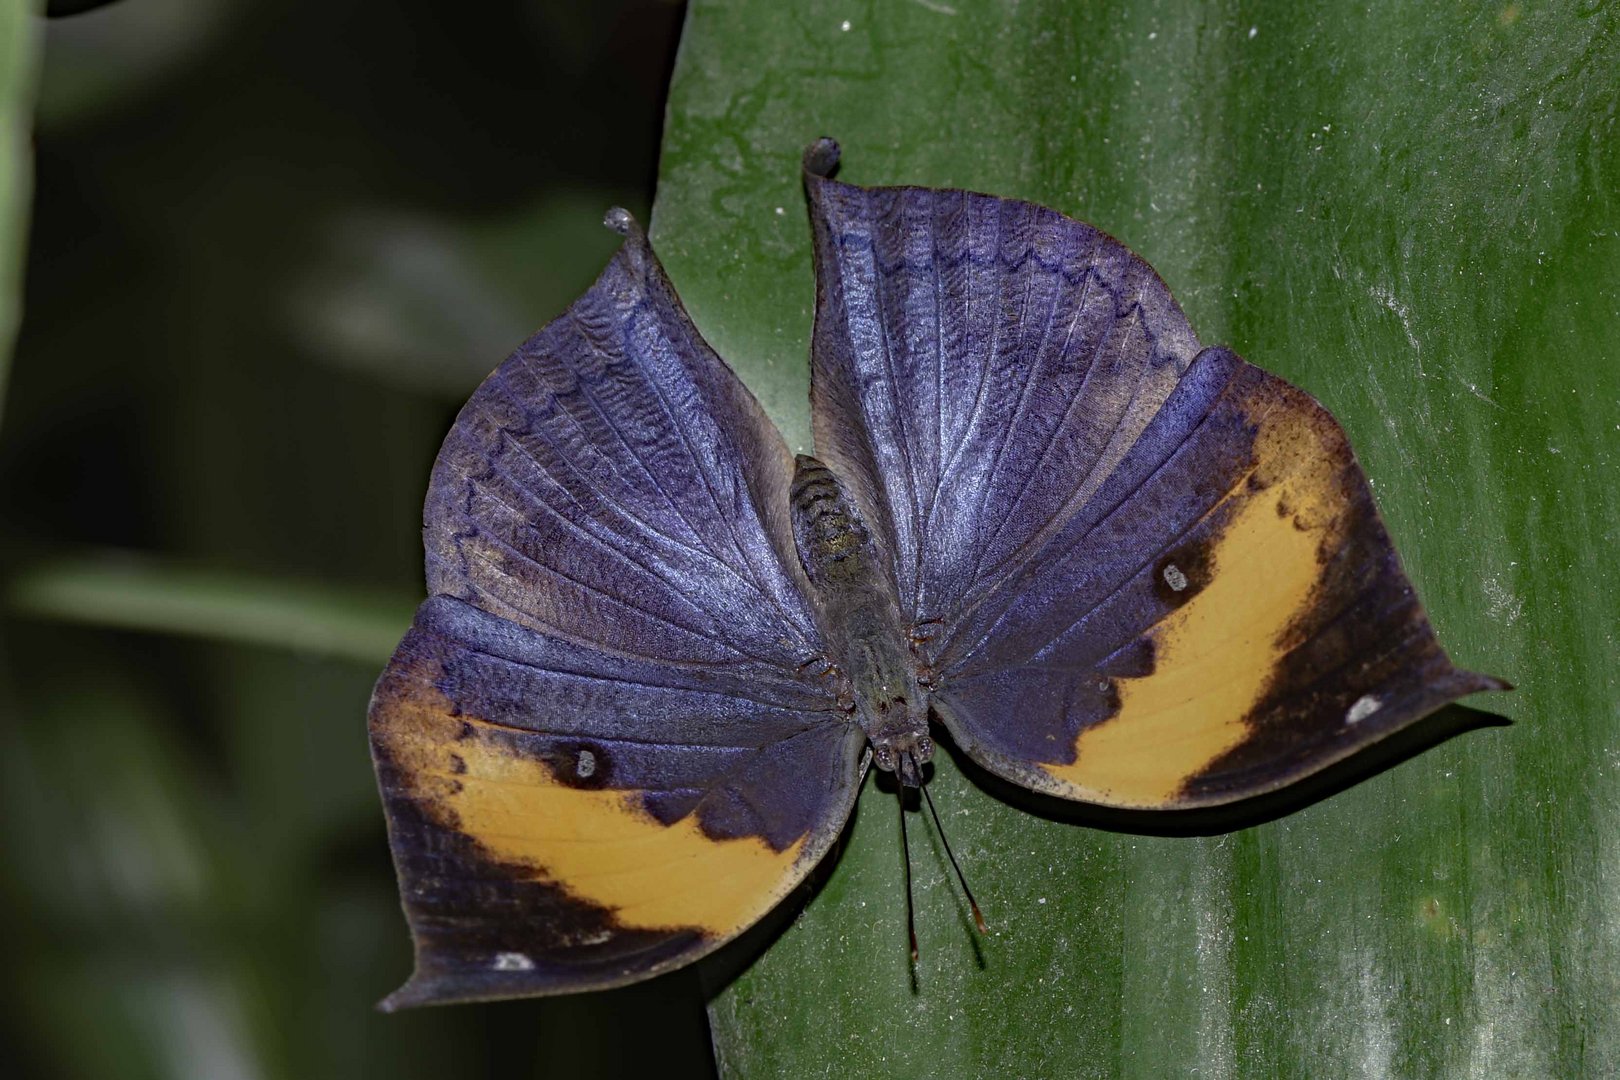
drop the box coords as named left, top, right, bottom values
left=798, top=654, right=856, bottom=711
left=908, top=619, right=946, bottom=689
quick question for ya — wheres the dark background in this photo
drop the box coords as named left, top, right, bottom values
left=1, top=1, right=721, bottom=1076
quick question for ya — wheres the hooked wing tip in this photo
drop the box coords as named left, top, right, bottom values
left=602, top=206, right=640, bottom=237
left=602, top=206, right=651, bottom=271
left=1471, top=670, right=1515, bottom=694
left=803, top=137, right=841, bottom=180
left=375, top=981, right=420, bottom=1013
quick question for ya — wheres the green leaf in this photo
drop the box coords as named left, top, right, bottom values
left=653, top=1, right=1620, bottom=1075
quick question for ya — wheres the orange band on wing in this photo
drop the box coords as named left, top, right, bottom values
left=1042, top=394, right=1349, bottom=806
left=376, top=686, right=808, bottom=935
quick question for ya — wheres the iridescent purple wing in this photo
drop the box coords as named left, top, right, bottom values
left=370, top=215, right=863, bottom=1006
left=803, top=140, right=1506, bottom=810
left=424, top=212, right=816, bottom=673
left=803, top=141, right=1203, bottom=627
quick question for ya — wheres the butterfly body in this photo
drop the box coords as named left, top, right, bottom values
left=789, top=454, right=933, bottom=786
left=368, top=139, right=1507, bottom=1007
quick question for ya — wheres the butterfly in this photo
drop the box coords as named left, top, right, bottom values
left=368, top=138, right=1508, bottom=1008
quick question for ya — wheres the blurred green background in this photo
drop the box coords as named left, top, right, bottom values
left=0, top=1, right=717, bottom=1077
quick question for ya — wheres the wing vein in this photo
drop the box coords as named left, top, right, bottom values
left=943, top=360, right=1244, bottom=662
left=505, top=332, right=738, bottom=593
left=934, top=196, right=1001, bottom=512
left=466, top=464, right=764, bottom=648
left=624, top=301, right=814, bottom=650
left=452, top=710, right=833, bottom=752
left=965, top=228, right=1069, bottom=581
left=866, top=208, right=925, bottom=611
left=479, top=438, right=780, bottom=630
left=971, top=269, right=1111, bottom=577
left=485, top=377, right=739, bottom=570
left=951, top=387, right=1280, bottom=670
left=462, top=532, right=783, bottom=666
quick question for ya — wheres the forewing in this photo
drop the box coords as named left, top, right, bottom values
left=804, top=139, right=1203, bottom=624
left=425, top=212, right=819, bottom=677
left=371, top=597, right=865, bottom=1006
left=802, top=142, right=1505, bottom=809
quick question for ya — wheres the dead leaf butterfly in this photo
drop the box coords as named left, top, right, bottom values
left=368, top=139, right=1508, bottom=1007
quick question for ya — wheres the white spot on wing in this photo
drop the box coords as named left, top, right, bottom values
left=493, top=952, right=535, bottom=972
left=576, top=748, right=597, bottom=779
left=1346, top=694, right=1382, bottom=725
left=1163, top=563, right=1189, bottom=592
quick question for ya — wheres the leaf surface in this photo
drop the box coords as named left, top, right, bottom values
left=652, top=1, right=1620, bottom=1075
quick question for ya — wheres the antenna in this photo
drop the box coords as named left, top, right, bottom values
left=914, top=754, right=988, bottom=935
left=897, top=785, right=918, bottom=963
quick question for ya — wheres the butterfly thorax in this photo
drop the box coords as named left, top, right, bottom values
left=789, top=455, right=932, bottom=786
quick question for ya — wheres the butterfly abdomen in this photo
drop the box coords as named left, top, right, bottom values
left=789, top=455, right=930, bottom=771
left=789, top=455, right=876, bottom=588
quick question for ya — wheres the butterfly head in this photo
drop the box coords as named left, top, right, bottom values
left=872, top=731, right=933, bottom=788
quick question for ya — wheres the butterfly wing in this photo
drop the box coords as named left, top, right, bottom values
left=371, top=215, right=863, bottom=1006
left=371, top=598, right=863, bottom=1007
left=424, top=211, right=817, bottom=674
left=803, top=140, right=1506, bottom=810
